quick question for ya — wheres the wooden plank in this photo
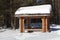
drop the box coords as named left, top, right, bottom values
left=15, top=14, right=50, bottom=18
left=25, top=29, right=42, bottom=32
left=42, top=16, right=46, bottom=32
left=19, top=17, right=24, bottom=32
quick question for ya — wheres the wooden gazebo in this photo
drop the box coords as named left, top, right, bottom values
left=15, top=4, right=51, bottom=32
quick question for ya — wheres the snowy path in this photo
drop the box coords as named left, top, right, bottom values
left=0, top=25, right=60, bottom=40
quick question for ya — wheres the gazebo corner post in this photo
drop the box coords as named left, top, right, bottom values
left=42, top=16, right=46, bottom=32
left=46, top=16, right=50, bottom=32
left=19, top=17, right=24, bottom=33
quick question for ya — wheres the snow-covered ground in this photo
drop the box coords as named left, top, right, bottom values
left=0, top=24, right=60, bottom=40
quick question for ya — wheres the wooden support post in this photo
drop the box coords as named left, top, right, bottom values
left=26, top=18, right=31, bottom=29
left=46, top=16, right=50, bottom=32
left=19, top=17, right=24, bottom=32
left=42, top=16, right=46, bottom=32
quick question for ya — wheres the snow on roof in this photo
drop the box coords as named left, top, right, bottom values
left=15, top=4, right=52, bottom=15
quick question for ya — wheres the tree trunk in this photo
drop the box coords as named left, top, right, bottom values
left=52, top=0, right=60, bottom=24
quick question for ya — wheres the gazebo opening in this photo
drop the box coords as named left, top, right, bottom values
left=24, top=18, right=42, bottom=32
left=24, top=18, right=42, bottom=29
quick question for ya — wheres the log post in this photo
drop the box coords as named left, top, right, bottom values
left=46, top=16, right=50, bottom=32
left=19, top=17, right=24, bottom=32
left=42, top=16, right=46, bottom=32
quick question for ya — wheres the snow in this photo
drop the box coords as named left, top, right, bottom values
left=0, top=24, right=60, bottom=40
left=15, top=4, right=51, bottom=15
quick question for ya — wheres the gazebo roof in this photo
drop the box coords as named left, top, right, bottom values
left=15, top=4, right=51, bottom=15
